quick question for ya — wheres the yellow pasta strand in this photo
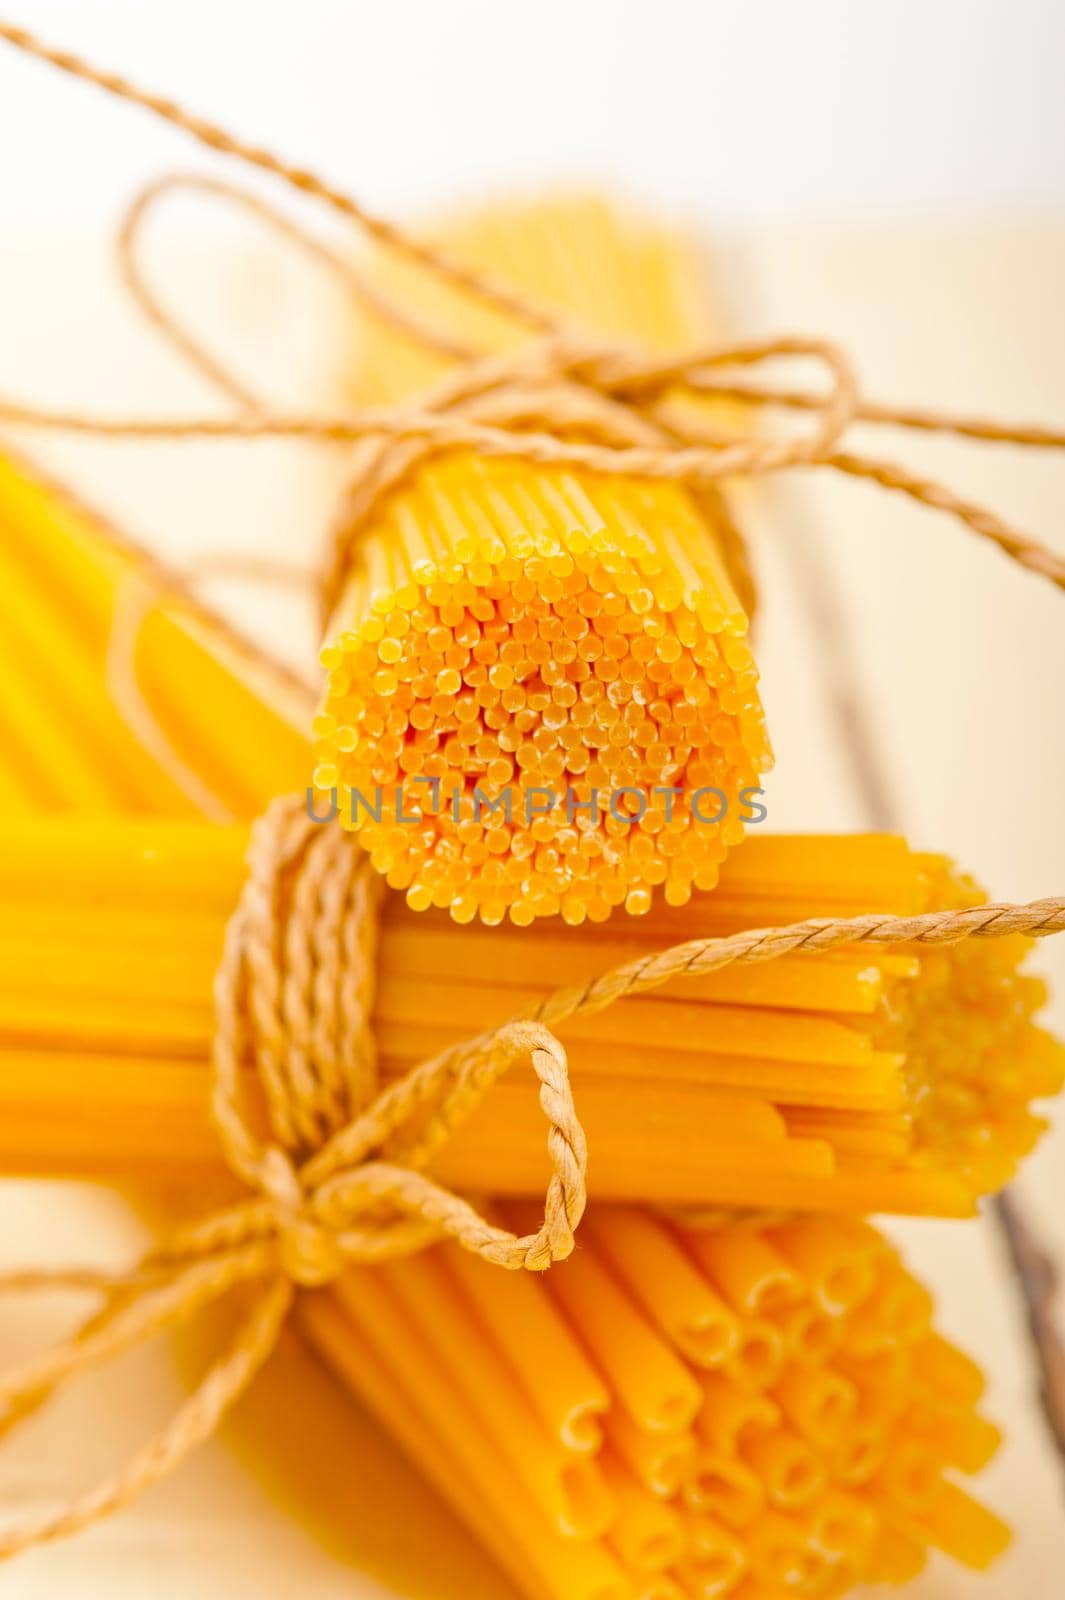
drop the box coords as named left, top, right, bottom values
left=677, top=1513, right=749, bottom=1597
left=602, top=1455, right=687, bottom=1576
left=583, top=1208, right=743, bottom=1369
left=367, top=1250, right=615, bottom=1538
left=442, top=1221, right=611, bottom=1454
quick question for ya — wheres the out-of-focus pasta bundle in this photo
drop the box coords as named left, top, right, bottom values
left=0, top=450, right=310, bottom=816
left=0, top=817, right=1057, bottom=1216
left=315, top=196, right=770, bottom=925
left=302, top=1206, right=1009, bottom=1600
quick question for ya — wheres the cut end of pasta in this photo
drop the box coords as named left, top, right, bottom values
left=305, top=1211, right=1010, bottom=1600
left=315, top=460, right=769, bottom=925
left=873, top=852, right=1065, bottom=1201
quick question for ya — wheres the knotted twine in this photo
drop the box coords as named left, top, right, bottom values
left=2, top=16, right=1065, bottom=1561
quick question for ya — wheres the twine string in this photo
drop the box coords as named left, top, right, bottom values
left=118, top=175, right=266, bottom=413
left=5, top=332, right=1065, bottom=606
left=0, top=23, right=558, bottom=341
left=117, top=171, right=478, bottom=410
left=107, top=170, right=850, bottom=635
left=105, top=179, right=331, bottom=803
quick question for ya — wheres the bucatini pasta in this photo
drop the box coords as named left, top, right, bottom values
left=300, top=1207, right=1010, bottom=1600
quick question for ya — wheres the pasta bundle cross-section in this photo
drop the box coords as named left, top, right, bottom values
left=301, top=1207, right=1010, bottom=1600
left=315, top=197, right=770, bottom=925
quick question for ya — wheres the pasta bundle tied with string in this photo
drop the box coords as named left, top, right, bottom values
left=8, top=152, right=1065, bottom=937
left=314, top=194, right=770, bottom=926
left=0, top=750, right=1054, bottom=1576
left=0, top=813, right=1059, bottom=1218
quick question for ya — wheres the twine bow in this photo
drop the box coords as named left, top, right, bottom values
left=209, top=798, right=586, bottom=1280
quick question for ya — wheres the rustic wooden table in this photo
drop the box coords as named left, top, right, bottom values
left=0, top=214, right=1062, bottom=1596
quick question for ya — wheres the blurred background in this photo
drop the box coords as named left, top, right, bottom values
left=0, top=3, right=1064, bottom=1595
left=3, top=0, right=1065, bottom=222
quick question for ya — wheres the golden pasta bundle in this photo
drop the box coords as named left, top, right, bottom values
left=315, top=196, right=770, bottom=925
left=300, top=1207, right=1009, bottom=1600
left=0, top=817, right=1057, bottom=1216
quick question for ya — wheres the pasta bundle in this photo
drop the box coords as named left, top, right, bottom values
left=300, top=1206, right=1010, bottom=1600
left=0, top=449, right=311, bottom=817
left=0, top=817, right=1058, bottom=1216
left=315, top=196, right=771, bottom=925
